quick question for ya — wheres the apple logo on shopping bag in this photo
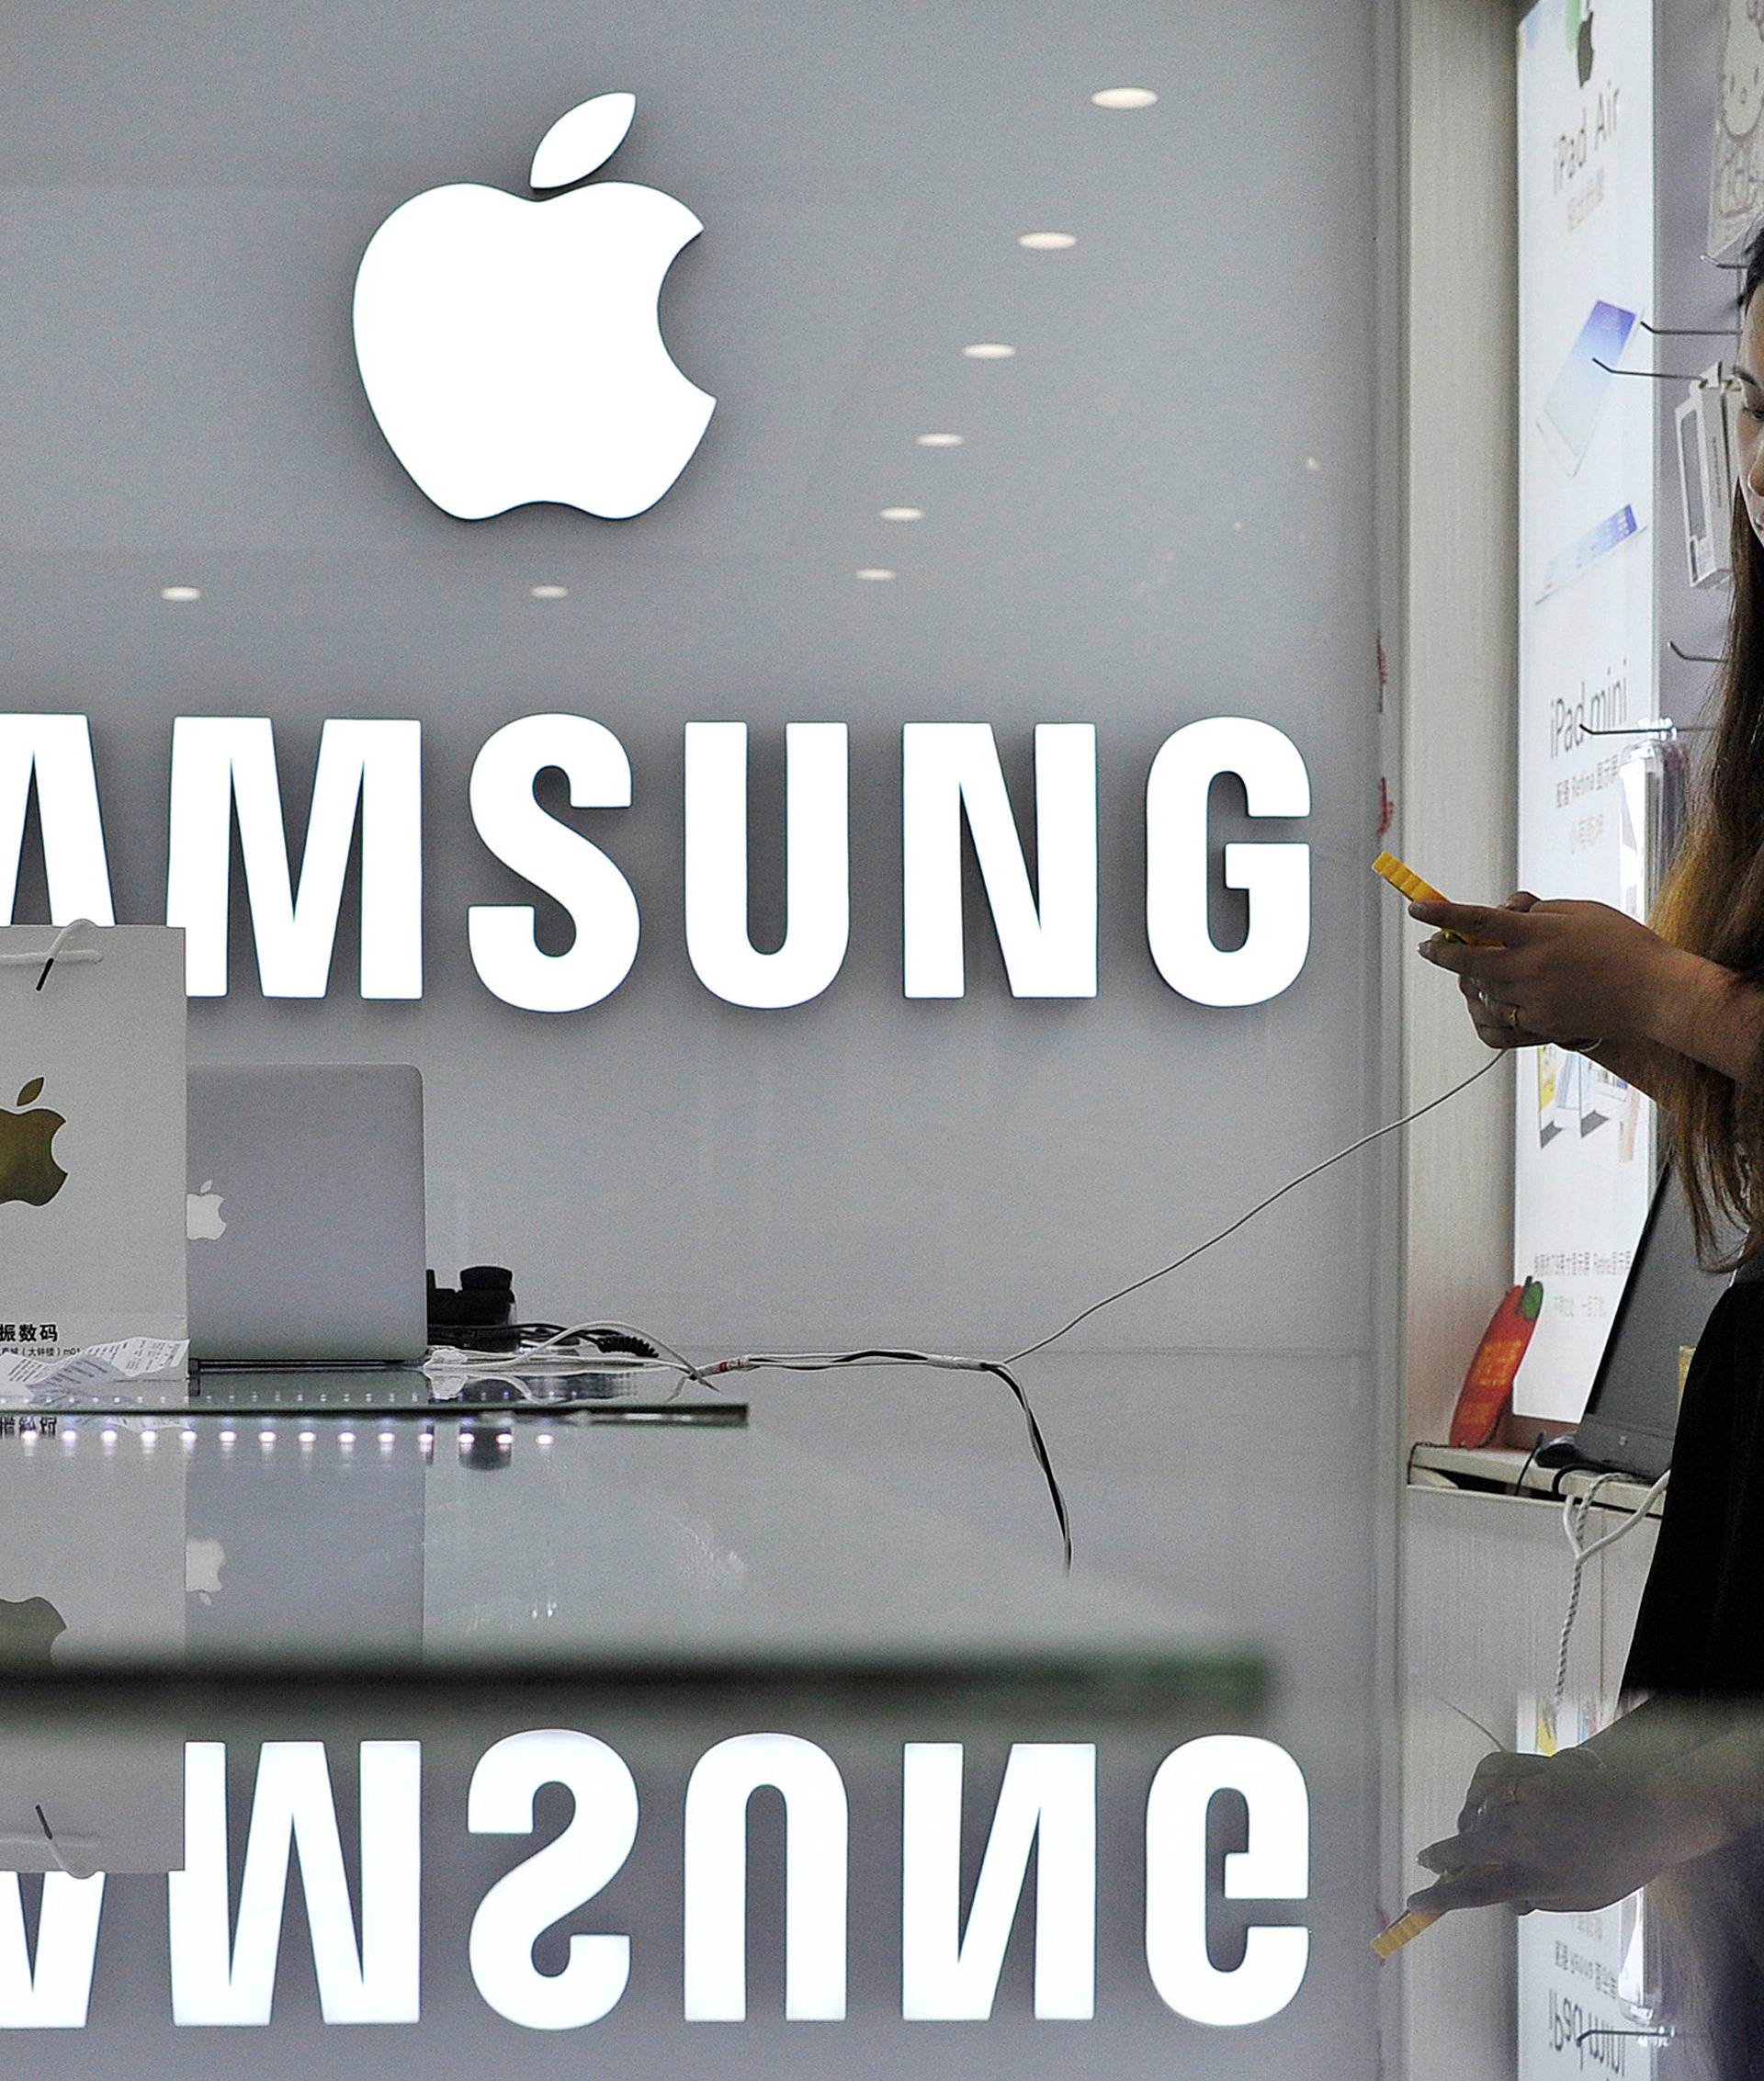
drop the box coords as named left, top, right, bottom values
left=0, top=1079, right=68, bottom=1207
left=352, top=92, right=716, bottom=521
left=0, top=1596, right=67, bottom=1664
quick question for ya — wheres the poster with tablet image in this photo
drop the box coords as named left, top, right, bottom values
left=1514, top=0, right=1657, bottom=1421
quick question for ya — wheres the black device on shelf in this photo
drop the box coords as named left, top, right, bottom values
left=426, top=1265, right=518, bottom=1350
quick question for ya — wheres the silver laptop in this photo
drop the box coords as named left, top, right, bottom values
left=187, top=1065, right=428, bottom=1366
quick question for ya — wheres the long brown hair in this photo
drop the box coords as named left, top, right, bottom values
left=1652, top=226, right=1764, bottom=1268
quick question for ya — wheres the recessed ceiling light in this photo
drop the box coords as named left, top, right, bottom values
left=962, top=342, right=1016, bottom=359
left=1092, top=86, right=1158, bottom=109
left=160, top=585, right=201, bottom=603
left=880, top=506, right=923, bottom=521
left=856, top=568, right=897, bottom=582
left=1019, top=232, right=1077, bottom=251
left=916, top=432, right=965, bottom=447
left=529, top=583, right=569, bottom=599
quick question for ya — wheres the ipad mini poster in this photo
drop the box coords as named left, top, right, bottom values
left=1513, top=0, right=1656, bottom=1424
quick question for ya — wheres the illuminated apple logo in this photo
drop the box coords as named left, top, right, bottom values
left=0, top=1078, right=67, bottom=1207
left=352, top=92, right=716, bottom=521
left=187, top=1179, right=226, bottom=1241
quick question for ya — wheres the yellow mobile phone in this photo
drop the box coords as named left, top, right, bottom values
left=1371, top=1906, right=1440, bottom=1959
left=1371, top=853, right=1499, bottom=947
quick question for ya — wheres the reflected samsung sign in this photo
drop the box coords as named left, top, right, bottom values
left=0, top=714, right=1312, bottom=1009
left=0, top=1732, right=1308, bottom=2030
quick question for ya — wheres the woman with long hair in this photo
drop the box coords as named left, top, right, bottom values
left=1405, top=221, right=1764, bottom=2077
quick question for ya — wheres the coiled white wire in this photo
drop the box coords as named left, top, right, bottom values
left=1551, top=1469, right=1670, bottom=1718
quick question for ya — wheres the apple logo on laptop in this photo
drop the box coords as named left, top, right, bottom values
left=352, top=92, right=716, bottom=521
left=0, top=1078, right=68, bottom=1207
left=186, top=1537, right=226, bottom=1604
left=187, top=1180, right=226, bottom=1241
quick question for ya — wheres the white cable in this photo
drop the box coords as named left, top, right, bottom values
left=426, top=1320, right=707, bottom=1384
left=467, top=1055, right=1508, bottom=1567
left=714, top=1054, right=1502, bottom=1378
left=1551, top=1469, right=1669, bottom=1719
left=443, top=1057, right=1503, bottom=1394
left=1004, top=1051, right=1504, bottom=1364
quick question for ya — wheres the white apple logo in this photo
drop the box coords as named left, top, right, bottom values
left=187, top=1180, right=226, bottom=1241
left=186, top=1537, right=226, bottom=1601
left=352, top=92, right=716, bottom=521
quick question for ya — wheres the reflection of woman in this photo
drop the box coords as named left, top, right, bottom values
left=1408, top=224, right=1764, bottom=2078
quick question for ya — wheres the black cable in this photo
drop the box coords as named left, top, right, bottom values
left=1511, top=1431, right=1548, bottom=1498
left=518, top=1323, right=662, bottom=1361
left=441, top=1321, right=666, bottom=1361
left=732, top=1348, right=1071, bottom=1573
left=980, top=1359, right=1071, bottom=1572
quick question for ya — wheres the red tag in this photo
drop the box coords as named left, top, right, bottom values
left=1449, top=1280, right=1544, bottom=1449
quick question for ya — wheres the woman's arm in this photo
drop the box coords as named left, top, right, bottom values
left=1580, top=1035, right=1674, bottom=1100
left=1410, top=897, right=1764, bottom=1095
left=1633, top=1711, right=1764, bottom=1865
left=1418, top=893, right=1693, bottom=1099
left=1410, top=1697, right=1764, bottom=1917
left=1636, top=941, right=1764, bottom=1091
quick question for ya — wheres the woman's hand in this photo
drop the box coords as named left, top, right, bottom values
left=1428, top=892, right=1556, bottom=1051
left=1409, top=892, right=1675, bottom=1051
left=1408, top=1746, right=1680, bottom=1917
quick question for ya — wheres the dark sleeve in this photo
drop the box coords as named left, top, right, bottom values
left=1621, top=1285, right=1745, bottom=1704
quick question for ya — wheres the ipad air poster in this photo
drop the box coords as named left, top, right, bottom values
left=1536, top=300, right=1638, bottom=478
left=1534, top=503, right=1642, bottom=603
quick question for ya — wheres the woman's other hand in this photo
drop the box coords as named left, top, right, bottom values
left=1410, top=892, right=1672, bottom=1051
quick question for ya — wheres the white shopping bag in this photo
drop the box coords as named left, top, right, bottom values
left=0, top=924, right=187, bottom=1367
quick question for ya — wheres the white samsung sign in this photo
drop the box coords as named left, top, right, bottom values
left=353, top=95, right=716, bottom=521
left=0, top=1731, right=1308, bottom=2031
left=0, top=107, right=1318, bottom=1018
left=0, top=713, right=1313, bottom=1010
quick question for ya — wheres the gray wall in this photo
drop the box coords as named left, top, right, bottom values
left=0, top=0, right=1382, bottom=1354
